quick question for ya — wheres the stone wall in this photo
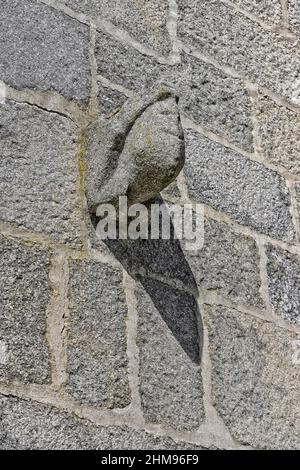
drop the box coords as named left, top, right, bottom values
left=0, top=0, right=300, bottom=450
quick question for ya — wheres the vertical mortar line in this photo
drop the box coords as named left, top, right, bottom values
left=256, top=236, right=276, bottom=322
left=89, top=22, right=99, bottom=117
left=77, top=127, right=92, bottom=256
left=245, top=81, right=265, bottom=164
left=46, top=250, right=70, bottom=390
left=167, top=0, right=181, bottom=64
left=176, top=169, right=190, bottom=204
left=122, top=270, right=145, bottom=426
left=280, top=0, right=289, bottom=27
left=286, top=179, right=300, bottom=246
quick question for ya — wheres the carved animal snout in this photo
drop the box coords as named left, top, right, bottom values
left=86, top=86, right=185, bottom=212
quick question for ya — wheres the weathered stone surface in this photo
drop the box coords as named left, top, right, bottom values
left=0, top=395, right=209, bottom=450
left=266, top=245, right=300, bottom=326
left=96, top=32, right=254, bottom=150
left=0, top=0, right=90, bottom=102
left=230, top=0, right=282, bottom=24
left=65, top=0, right=171, bottom=54
left=0, top=236, right=50, bottom=384
left=0, top=101, right=82, bottom=245
left=161, top=178, right=181, bottom=201
left=103, top=230, right=198, bottom=292
left=205, top=304, right=300, bottom=450
left=135, top=277, right=204, bottom=430
left=178, top=0, right=300, bottom=104
left=256, top=94, right=300, bottom=176
left=98, top=83, right=128, bottom=118
left=86, top=87, right=185, bottom=210
left=184, top=130, right=295, bottom=242
left=66, top=260, right=130, bottom=408
left=289, top=0, right=300, bottom=35
left=174, top=55, right=254, bottom=151
left=185, top=218, right=263, bottom=307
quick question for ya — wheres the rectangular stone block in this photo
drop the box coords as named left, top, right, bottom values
left=175, top=55, right=254, bottom=151
left=65, top=0, right=171, bottom=55
left=96, top=32, right=254, bottom=150
left=230, top=0, right=282, bottom=24
left=256, top=94, right=300, bottom=177
left=185, top=217, right=263, bottom=308
left=0, top=0, right=90, bottom=102
left=266, top=245, right=300, bottom=326
left=0, top=101, right=82, bottom=246
left=135, top=277, right=204, bottom=431
left=177, top=0, right=300, bottom=104
left=0, top=395, right=207, bottom=450
left=66, top=260, right=130, bottom=408
left=0, top=236, right=50, bottom=384
left=204, top=304, right=300, bottom=450
left=184, top=130, right=295, bottom=242
left=289, top=0, right=300, bottom=35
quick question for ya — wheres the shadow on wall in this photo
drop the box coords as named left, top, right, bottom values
left=92, top=197, right=203, bottom=365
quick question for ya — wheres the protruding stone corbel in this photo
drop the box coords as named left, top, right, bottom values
left=85, top=85, right=185, bottom=212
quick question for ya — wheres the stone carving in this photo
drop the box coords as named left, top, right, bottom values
left=86, top=85, right=185, bottom=212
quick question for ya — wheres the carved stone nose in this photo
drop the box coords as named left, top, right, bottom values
left=86, top=85, right=185, bottom=212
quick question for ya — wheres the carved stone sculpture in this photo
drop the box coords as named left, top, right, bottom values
left=86, top=85, right=185, bottom=212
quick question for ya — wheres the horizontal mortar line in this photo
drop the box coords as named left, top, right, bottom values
left=128, top=267, right=200, bottom=298
left=40, top=0, right=175, bottom=66
left=0, top=220, right=87, bottom=257
left=0, top=382, right=141, bottom=429
left=160, top=195, right=300, bottom=258
left=182, top=114, right=299, bottom=183
left=5, top=84, right=88, bottom=125
left=180, top=43, right=300, bottom=114
left=93, top=17, right=173, bottom=65
left=0, top=382, right=222, bottom=447
left=220, top=0, right=298, bottom=42
left=90, top=247, right=126, bottom=269
left=144, top=422, right=240, bottom=450
left=202, top=202, right=300, bottom=257
left=201, top=287, right=300, bottom=336
left=97, top=75, right=135, bottom=98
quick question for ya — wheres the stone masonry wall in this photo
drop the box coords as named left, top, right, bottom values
left=0, top=0, right=300, bottom=450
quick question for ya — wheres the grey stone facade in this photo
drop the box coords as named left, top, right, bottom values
left=0, top=0, right=300, bottom=450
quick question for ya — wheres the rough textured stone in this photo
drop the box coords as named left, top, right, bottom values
left=256, top=94, right=300, bottom=176
left=86, top=86, right=185, bottom=210
left=185, top=218, right=263, bottom=307
left=64, top=0, right=171, bottom=54
left=0, top=395, right=209, bottom=450
left=66, top=260, right=130, bottom=408
left=184, top=130, right=295, bottom=242
left=0, top=101, right=82, bottom=245
left=266, top=245, right=300, bottom=326
left=0, top=236, right=50, bottom=384
left=230, top=0, right=282, bottom=24
left=178, top=0, right=300, bottom=104
left=0, top=0, right=90, bottom=102
left=289, top=0, right=300, bottom=35
left=96, top=32, right=254, bottom=150
left=136, top=277, right=204, bottom=431
left=205, top=304, right=300, bottom=450
left=98, top=83, right=128, bottom=118
left=103, top=213, right=198, bottom=292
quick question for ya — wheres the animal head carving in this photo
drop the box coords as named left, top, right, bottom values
left=86, top=85, right=185, bottom=212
